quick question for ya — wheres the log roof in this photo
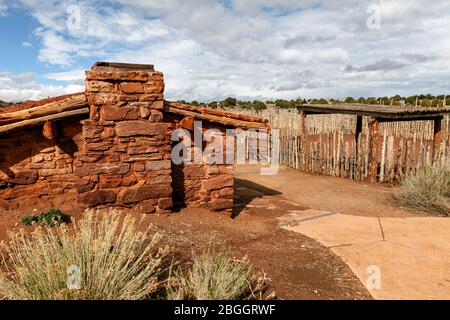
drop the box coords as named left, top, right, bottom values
left=0, top=93, right=269, bottom=135
left=297, top=103, right=450, bottom=120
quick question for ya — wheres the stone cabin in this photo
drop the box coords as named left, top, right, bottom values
left=0, top=62, right=268, bottom=214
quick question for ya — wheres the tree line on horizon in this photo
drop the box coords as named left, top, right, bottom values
left=179, top=94, right=450, bottom=112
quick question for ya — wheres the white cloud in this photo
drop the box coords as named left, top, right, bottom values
left=43, top=69, right=85, bottom=82
left=8, top=0, right=450, bottom=101
left=0, top=71, right=84, bottom=102
left=0, top=0, right=7, bottom=16
left=22, top=41, right=33, bottom=48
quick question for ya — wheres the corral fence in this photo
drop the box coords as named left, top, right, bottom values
left=240, top=107, right=450, bottom=184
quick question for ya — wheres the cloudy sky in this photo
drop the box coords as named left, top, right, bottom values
left=0, top=0, right=449, bottom=102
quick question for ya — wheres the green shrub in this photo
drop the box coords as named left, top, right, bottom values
left=21, top=208, right=70, bottom=227
left=167, top=246, right=269, bottom=300
left=394, top=165, right=450, bottom=216
left=0, top=209, right=170, bottom=300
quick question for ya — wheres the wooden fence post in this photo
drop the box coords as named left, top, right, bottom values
left=368, top=117, right=379, bottom=182
left=433, top=116, right=443, bottom=163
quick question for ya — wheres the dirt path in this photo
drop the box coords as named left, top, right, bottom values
left=236, top=165, right=450, bottom=299
left=236, top=165, right=418, bottom=218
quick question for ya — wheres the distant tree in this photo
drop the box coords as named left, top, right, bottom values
left=251, top=101, right=267, bottom=112
left=380, top=97, right=390, bottom=105
left=366, top=97, right=377, bottom=104
left=421, top=99, right=432, bottom=108
left=345, top=97, right=356, bottom=103
left=275, top=99, right=294, bottom=109
left=191, top=100, right=199, bottom=106
left=224, top=97, right=237, bottom=107
left=405, top=96, right=417, bottom=106
left=357, top=97, right=367, bottom=104
left=310, top=98, right=328, bottom=104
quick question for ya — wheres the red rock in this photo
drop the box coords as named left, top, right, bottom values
left=150, top=100, right=164, bottom=110
left=143, top=84, right=164, bottom=94
left=120, top=82, right=144, bottom=94
left=201, top=175, right=234, bottom=191
left=121, top=154, right=162, bottom=162
left=86, top=141, right=113, bottom=151
left=146, top=160, right=171, bottom=171
left=83, top=126, right=103, bottom=139
left=134, top=200, right=156, bottom=214
left=121, top=174, right=137, bottom=187
left=211, top=187, right=233, bottom=198
left=74, top=163, right=130, bottom=176
left=102, top=127, right=116, bottom=138
left=132, top=161, right=146, bottom=172
left=146, top=175, right=172, bottom=185
left=128, top=146, right=159, bottom=155
left=76, top=178, right=95, bottom=193
left=116, top=121, right=164, bottom=137
left=100, top=106, right=139, bottom=121
left=6, top=171, right=38, bottom=185
left=140, top=94, right=163, bottom=102
left=86, top=80, right=115, bottom=92
left=75, top=153, right=104, bottom=163
left=99, top=175, right=122, bottom=189
left=158, top=197, right=173, bottom=210
left=29, top=162, right=56, bottom=169
left=120, top=185, right=172, bottom=204
left=202, top=199, right=233, bottom=211
left=86, top=70, right=149, bottom=82
left=150, top=110, right=163, bottom=122
left=39, top=167, right=73, bottom=177
left=185, top=165, right=206, bottom=178
left=91, top=93, right=118, bottom=106
left=79, top=190, right=117, bottom=207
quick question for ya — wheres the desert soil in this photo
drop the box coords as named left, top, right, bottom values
left=1, top=165, right=415, bottom=300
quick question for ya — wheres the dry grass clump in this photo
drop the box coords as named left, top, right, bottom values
left=167, top=246, right=269, bottom=300
left=0, top=209, right=169, bottom=300
left=394, top=165, right=450, bottom=216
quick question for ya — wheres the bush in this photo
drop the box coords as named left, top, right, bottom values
left=167, top=246, right=269, bottom=300
left=394, top=165, right=450, bottom=216
left=21, top=208, right=70, bottom=227
left=0, top=209, right=170, bottom=300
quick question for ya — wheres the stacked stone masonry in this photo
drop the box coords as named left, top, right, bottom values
left=0, top=63, right=238, bottom=214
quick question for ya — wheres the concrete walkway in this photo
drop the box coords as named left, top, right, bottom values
left=278, top=210, right=450, bottom=300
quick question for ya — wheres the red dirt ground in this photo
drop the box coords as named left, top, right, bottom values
left=0, top=175, right=372, bottom=300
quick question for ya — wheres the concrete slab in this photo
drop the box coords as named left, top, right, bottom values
left=277, top=209, right=336, bottom=228
left=380, top=217, right=450, bottom=260
left=284, top=213, right=384, bottom=247
left=332, top=241, right=450, bottom=300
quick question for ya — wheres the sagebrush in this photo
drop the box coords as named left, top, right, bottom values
left=167, top=246, right=269, bottom=300
left=0, top=209, right=170, bottom=300
left=394, top=165, right=450, bottom=216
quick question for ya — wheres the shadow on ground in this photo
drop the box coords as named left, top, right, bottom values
left=232, top=178, right=282, bottom=218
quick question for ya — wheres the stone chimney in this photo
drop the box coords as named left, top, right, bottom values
left=73, top=62, right=173, bottom=213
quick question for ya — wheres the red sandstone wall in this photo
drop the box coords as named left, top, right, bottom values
left=0, top=63, right=235, bottom=214
left=0, top=117, right=83, bottom=210
left=171, top=125, right=234, bottom=212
